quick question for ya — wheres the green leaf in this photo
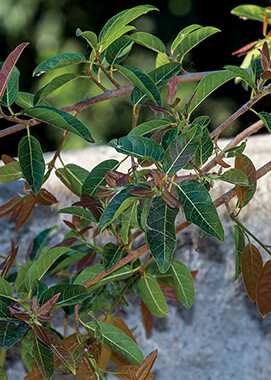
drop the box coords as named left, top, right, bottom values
left=0, top=304, right=28, bottom=349
left=82, top=159, right=119, bottom=197
left=40, top=284, right=87, bottom=307
left=224, top=65, right=256, bottom=90
left=225, top=142, right=246, bottom=158
left=138, top=273, right=168, bottom=317
left=32, top=53, right=86, bottom=77
left=163, top=125, right=202, bottom=175
left=105, top=36, right=134, bottom=66
left=85, top=321, right=144, bottom=364
left=231, top=5, right=271, bottom=24
left=0, top=277, right=13, bottom=300
left=256, top=111, right=271, bottom=134
left=50, top=245, right=92, bottom=274
left=25, top=247, right=70, bottom=291
left=176, top=179, right=225, bottom=241
left=15, top=91, right=51, bottom=108
left=0, top=64, right=20, bottom=107
left=130, top=32, right=166, bottom=53
left=216, top=168, right=249, bottom=186
left=156, top=52, right=170, bottom=68
left=74, top=264, right=133, bottom=291
left=186, top=70, right=238, bottom=116
left=34, top=73, right=78, bottom=105
left=191, top=126, right=213, bottom=167
left=171, top=24, right=201, bottom=54
left=57, top=206, right=97, bottom=223
left=100, top=26, right=136, bottom=53
left=18, top=135, right=45, bottom=195
left=99, top=5, right=158, bottom=51
left=0, top=161, right=22, bottom=184
left=29, top=226, right=57, bottom=261
left=233, top=225, right=245, bottom=282
left=76, top=28, right=97, bottom=50
left=170, top=259, right=194, bottom=308
left=108, top=136, right=165, bottom=162
left=33, top=335, right=54, bottom=380
left=177, top=26, right=220, bottom=62
left=120, top=202, right=139, bottom=244
left=99, top=188, right=138, bottom=232
left=145, top=196, right=179, bottom=273
left=131, top=62, right=181, bottom=106
left=102, top=243, right=124, bottom=270
left=15, top=262, right=32, bottom=294
left=0, top=367, right=7, bottom=380
left=128, top=119, right=173, bottom=136
left=55, top=163, right=89, bottom=196
left=23, top=106, right=94, bottom=143
left=116, top=64, right=161, bottom=106
left=146, top=261, right=174, bottom=286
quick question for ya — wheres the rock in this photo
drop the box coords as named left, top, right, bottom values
left=2, top=135, right=271, bottom=380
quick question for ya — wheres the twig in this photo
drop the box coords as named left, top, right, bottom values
left=80, top=160, right=271, bottom=289
left=96, top=52, right=121, bottom=89
left=0, top=70, right=222, bottom=139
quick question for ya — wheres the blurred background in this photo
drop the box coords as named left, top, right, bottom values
left=0, top=0, right=270, bottom=156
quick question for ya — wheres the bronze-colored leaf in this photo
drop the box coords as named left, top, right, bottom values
left=15, top=193, right=37, bottom=232
left=36, top=188, right=58, bottom=206
left=256, top=260, right=271, bottom=318
left=141, top=300, right=153, bottom=335
left=1, top=154, right=17, bottom=164
left=33, top=326, right=76, bottom=374
left=235, top=155, right=256, bottom=207
left=0, top=239, right=18, bottom=278
left=76, top=352, right=98, bottom=380
left=241, top=244, right=263, bottom=302
left=115, top=365, right=139, bottom=380
left=263, top=13, right=268, bottom=36
left=261, top=41, right=270, bottom=71
left=161, top=189, right=181, bottom=208
left=38, top=293, right=61, bottom=315
left=232, top=40, right=257, bottom=57
left=0, top=196, right=23, bottom=220
left=136, top=349, right=157, bottom=380
left=215, top=155, right=230, bottom=168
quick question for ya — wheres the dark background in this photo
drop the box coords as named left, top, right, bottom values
left=0, top=0, right=270, bottom=156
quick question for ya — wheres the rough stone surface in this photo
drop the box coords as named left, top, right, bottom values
left=2, top=135, right=271, bottom=380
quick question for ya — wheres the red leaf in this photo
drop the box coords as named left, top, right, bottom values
left=256, top=260, right=271, bottom=318
left=261, top=70, right=271, bottom=80
left=127, top=188, right=156, bottom=197
left=235, top=155, right=257, bottom=207
left=141, top=103, right=168, bottom=113
left=0, top=42, right=29, bottom=102
left=215, top=155, right=230, bottom=168
left=241, top=244, right=263, bottom=302
left=0, top=196, right=24, bottom=220
left=260, top=41, right=270, bottom=71
left=161, top=189, right=181, bottom=208
left=53, top=237, right=78, bottom=248
left=36, top=189, right=58, bottom=206
left=76, top=252, right=96, bottom=272
left=167, top=75, right=178, bottom=104
left=0, top=239, right=18, bottom=278
left=141, top=300, right=153, bottom=334
left=263, top=13, right=269, bottom=36
left=232, top=41, right=258, bottom=57
left=135, top=349, right=157, bottom=379
left=1, top=154, right=17, bottom=164
left=15, top=192, right=37, bottom=232
left=38, top=293, right=61, bottom=315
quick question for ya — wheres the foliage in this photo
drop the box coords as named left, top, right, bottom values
left=0, top=3, right=271, bottom=379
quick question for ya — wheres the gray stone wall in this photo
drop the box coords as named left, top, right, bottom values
left=2, top=135, right=271, bottom=379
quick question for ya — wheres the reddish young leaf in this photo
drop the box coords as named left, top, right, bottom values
left=161, top=189, right=181, bottom=208
left=15, top=192, right=37, bottom=232
left=1, top=154, right=17, bottom=164
left=241, top=244, right=263, bottom=302
left=0, top=239, right=18, bottom=278
left=63, top=219, right=77, bottom=230
left=141, top=103, right=168, bottom=113
left=135, top=349, right=157, bottom=379
left=235, top=155, right=256, bottom=207
left=263, top=13, right=269, bottom=36
left=53, top=237, right=78, bottom=248
left=36, top=189, right=58, bottom=206
left=261, top=70, right=271, bottom=80
left=232, top=41, right=258, bottom=57
left=215, top=155, right=231, bottom=168
left=33, top=325, right=76, bottom=374
left=37, top=293, right=61, bottom=315
left=141, top=300, right=153, bottom=335
left=76, top=252, right=96, bottom=272
left=128, top=188, right=156, bottom=197
left=0, top=196, right=24, bottom=220
left=260, top=41, right=270, bottom=71
left=256, top=261, right=271, bottom=318
left=0, top=42, right=29, bottom=101
left=8, top=306, right=32, bottom=322
left=76, top=352, right=98, bottom=380
left=167, top=75, right=178, bottom=104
